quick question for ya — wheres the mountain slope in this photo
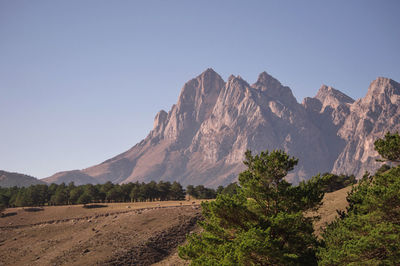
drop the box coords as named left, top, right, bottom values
left=332, top=77, right=400, bottom=176
left=0, top=170, right=45, bottom=187
left=43, top=70, right=399, bottom=186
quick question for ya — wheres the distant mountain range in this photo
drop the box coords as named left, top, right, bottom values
left=41, top=69, right=399, bottom=187
left=0, top=170, right=45, bottom=187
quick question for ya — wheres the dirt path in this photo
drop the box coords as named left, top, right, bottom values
left=0, top=204, right=201, bottom=266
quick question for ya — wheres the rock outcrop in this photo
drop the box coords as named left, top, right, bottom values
left=331, top=78, right=400, bottom=177
left=43, top=70, right=400, bottom=187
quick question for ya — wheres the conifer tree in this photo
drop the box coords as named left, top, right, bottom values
left=374, top=131, right=400, bottom=163
left=179, top=150, right=324, bottom=265
left=318, top=134, right=400, bottom=264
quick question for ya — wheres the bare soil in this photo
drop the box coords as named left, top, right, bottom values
left=0, top=201, right=202, bottom=266
left=0, top=187, right=352, bottom=265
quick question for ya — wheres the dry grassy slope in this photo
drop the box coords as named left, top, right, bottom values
left=308, top=185, right=352, bottom=237
left=0, top=187, right=352, bottom=266
left=0, top=201, right=203, bottom=266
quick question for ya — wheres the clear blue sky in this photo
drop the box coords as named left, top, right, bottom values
left=1, top=0, right=399, bottom=179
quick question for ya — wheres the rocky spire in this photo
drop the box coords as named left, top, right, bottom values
left=252, top=71, right=297, bottom=106
left=315, top=85, right=354, bottom=111
left=362, top=77, right=400, bottom=105
left=161, top=68, right=225, bottom=142
left=254, top=71, right=283, bottom=89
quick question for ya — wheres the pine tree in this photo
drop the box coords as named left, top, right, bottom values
left=374, top=131, right=400, bottom=163
left=319, top=133, right=400, bottom=264
left=179, top=150, right=325, bottom=265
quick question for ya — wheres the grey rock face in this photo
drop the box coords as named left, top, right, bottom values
left=332, top=78, right=400, bottom=177
left=43, top=70, right=400, bottom=187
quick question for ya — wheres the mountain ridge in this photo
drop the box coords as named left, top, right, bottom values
left=0, top=170, right=45, bottom=187
left=42, top=69, right=400, bottom=187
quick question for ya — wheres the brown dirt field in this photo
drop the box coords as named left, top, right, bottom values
left=0, top=201, right=203, bottom=266
left=0, top=187, right=352, bottom=265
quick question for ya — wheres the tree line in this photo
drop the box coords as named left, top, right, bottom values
left=0, top=173, right=355, bottom=211
left=0, top=180, right=219, bottom=209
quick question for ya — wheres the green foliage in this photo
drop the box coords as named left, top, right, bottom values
left=170, top=181, right=186, bottom=200
left=186, top=184, right=216, bottom=199
left=50, top=184, right=68, bottom=205
left=77, top=192, right=93, bottom=205
left=106, top=186, right=123, bottom=202
left=186, top=185, right=195, bottom=199
left=318, top=166, right=400, bottom=265
left=319, top=133, right=400, bottom=265
left=0, top=179, right=214, bottom=207
left=317, top=173, right=356, bottom=193
left=374, top=131, right=400, bottom=163
left=217, top=182, right=240, bottom=196
left=179, top=150, right=325, bottom=265
left=69, top=187, right=84, bottom=204
left=0, top=194, right=7, bottom=214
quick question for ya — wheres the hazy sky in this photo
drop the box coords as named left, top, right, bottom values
left=1, top=0, right=399, bottom=179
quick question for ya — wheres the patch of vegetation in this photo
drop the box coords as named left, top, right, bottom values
left=318, top=133, right=400, bottom=264
left=82, top=204, right=108, bottom=209
left=216, top=182, right=240, bottom=196
left=374, top=131, right=400, bottom=163
left=23, top=207, right=44, bottom=212
left=315, top=173, right=356, bottom=193
left=180, top=132, right=400, bottom=265
left=186, top=185, right=217, bottom=200
left=0, top=180, right=216, bottom=208
left=179, top=150, right=325, bottom=265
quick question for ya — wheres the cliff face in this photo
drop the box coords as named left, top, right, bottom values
left=332, top=78, right=400, bottom=177
left=43, top=70, right=400, bottom=187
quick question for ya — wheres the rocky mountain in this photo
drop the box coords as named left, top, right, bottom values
left=43, top=69, right=400, bottom=187
left=332, top=77, right=400, bottom=177
left=0, top=170, right=46, bottom=187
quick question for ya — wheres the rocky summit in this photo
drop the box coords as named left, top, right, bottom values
left=43, top=69, right=400, bottom=187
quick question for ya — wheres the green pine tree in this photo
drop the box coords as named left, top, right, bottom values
left=318, top=133, right=400, bottom=265
left=179, top=150, right=325, bottom=265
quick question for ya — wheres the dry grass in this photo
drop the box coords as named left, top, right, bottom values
left=0, top=200, right=204, bottom=228
left=0, top=201, right=203, bottom=266
left=0, top=187, right=352, bottom=265
left=308, top=185, right=353, bottom=237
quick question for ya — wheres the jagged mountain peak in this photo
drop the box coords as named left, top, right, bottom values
left=153, top=109, right=168, bottom=131
left=43, top=71, right=400, bottom=188
left=200, top=67, right=218, bottom=76
left=252, top=71, right=297, bottom=106
left=254, top=71, right=283, bottom=89
left=195, top=68, right=223, bottom=87
left=227, top=74, right=250, bottom=86
left=179, top=68, right=224, bottom=101
left=365, top=77, right=400, bottom=98
left=315, top=84, right=354, bottom=111
left=371, top=76, right=397, bottom=86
